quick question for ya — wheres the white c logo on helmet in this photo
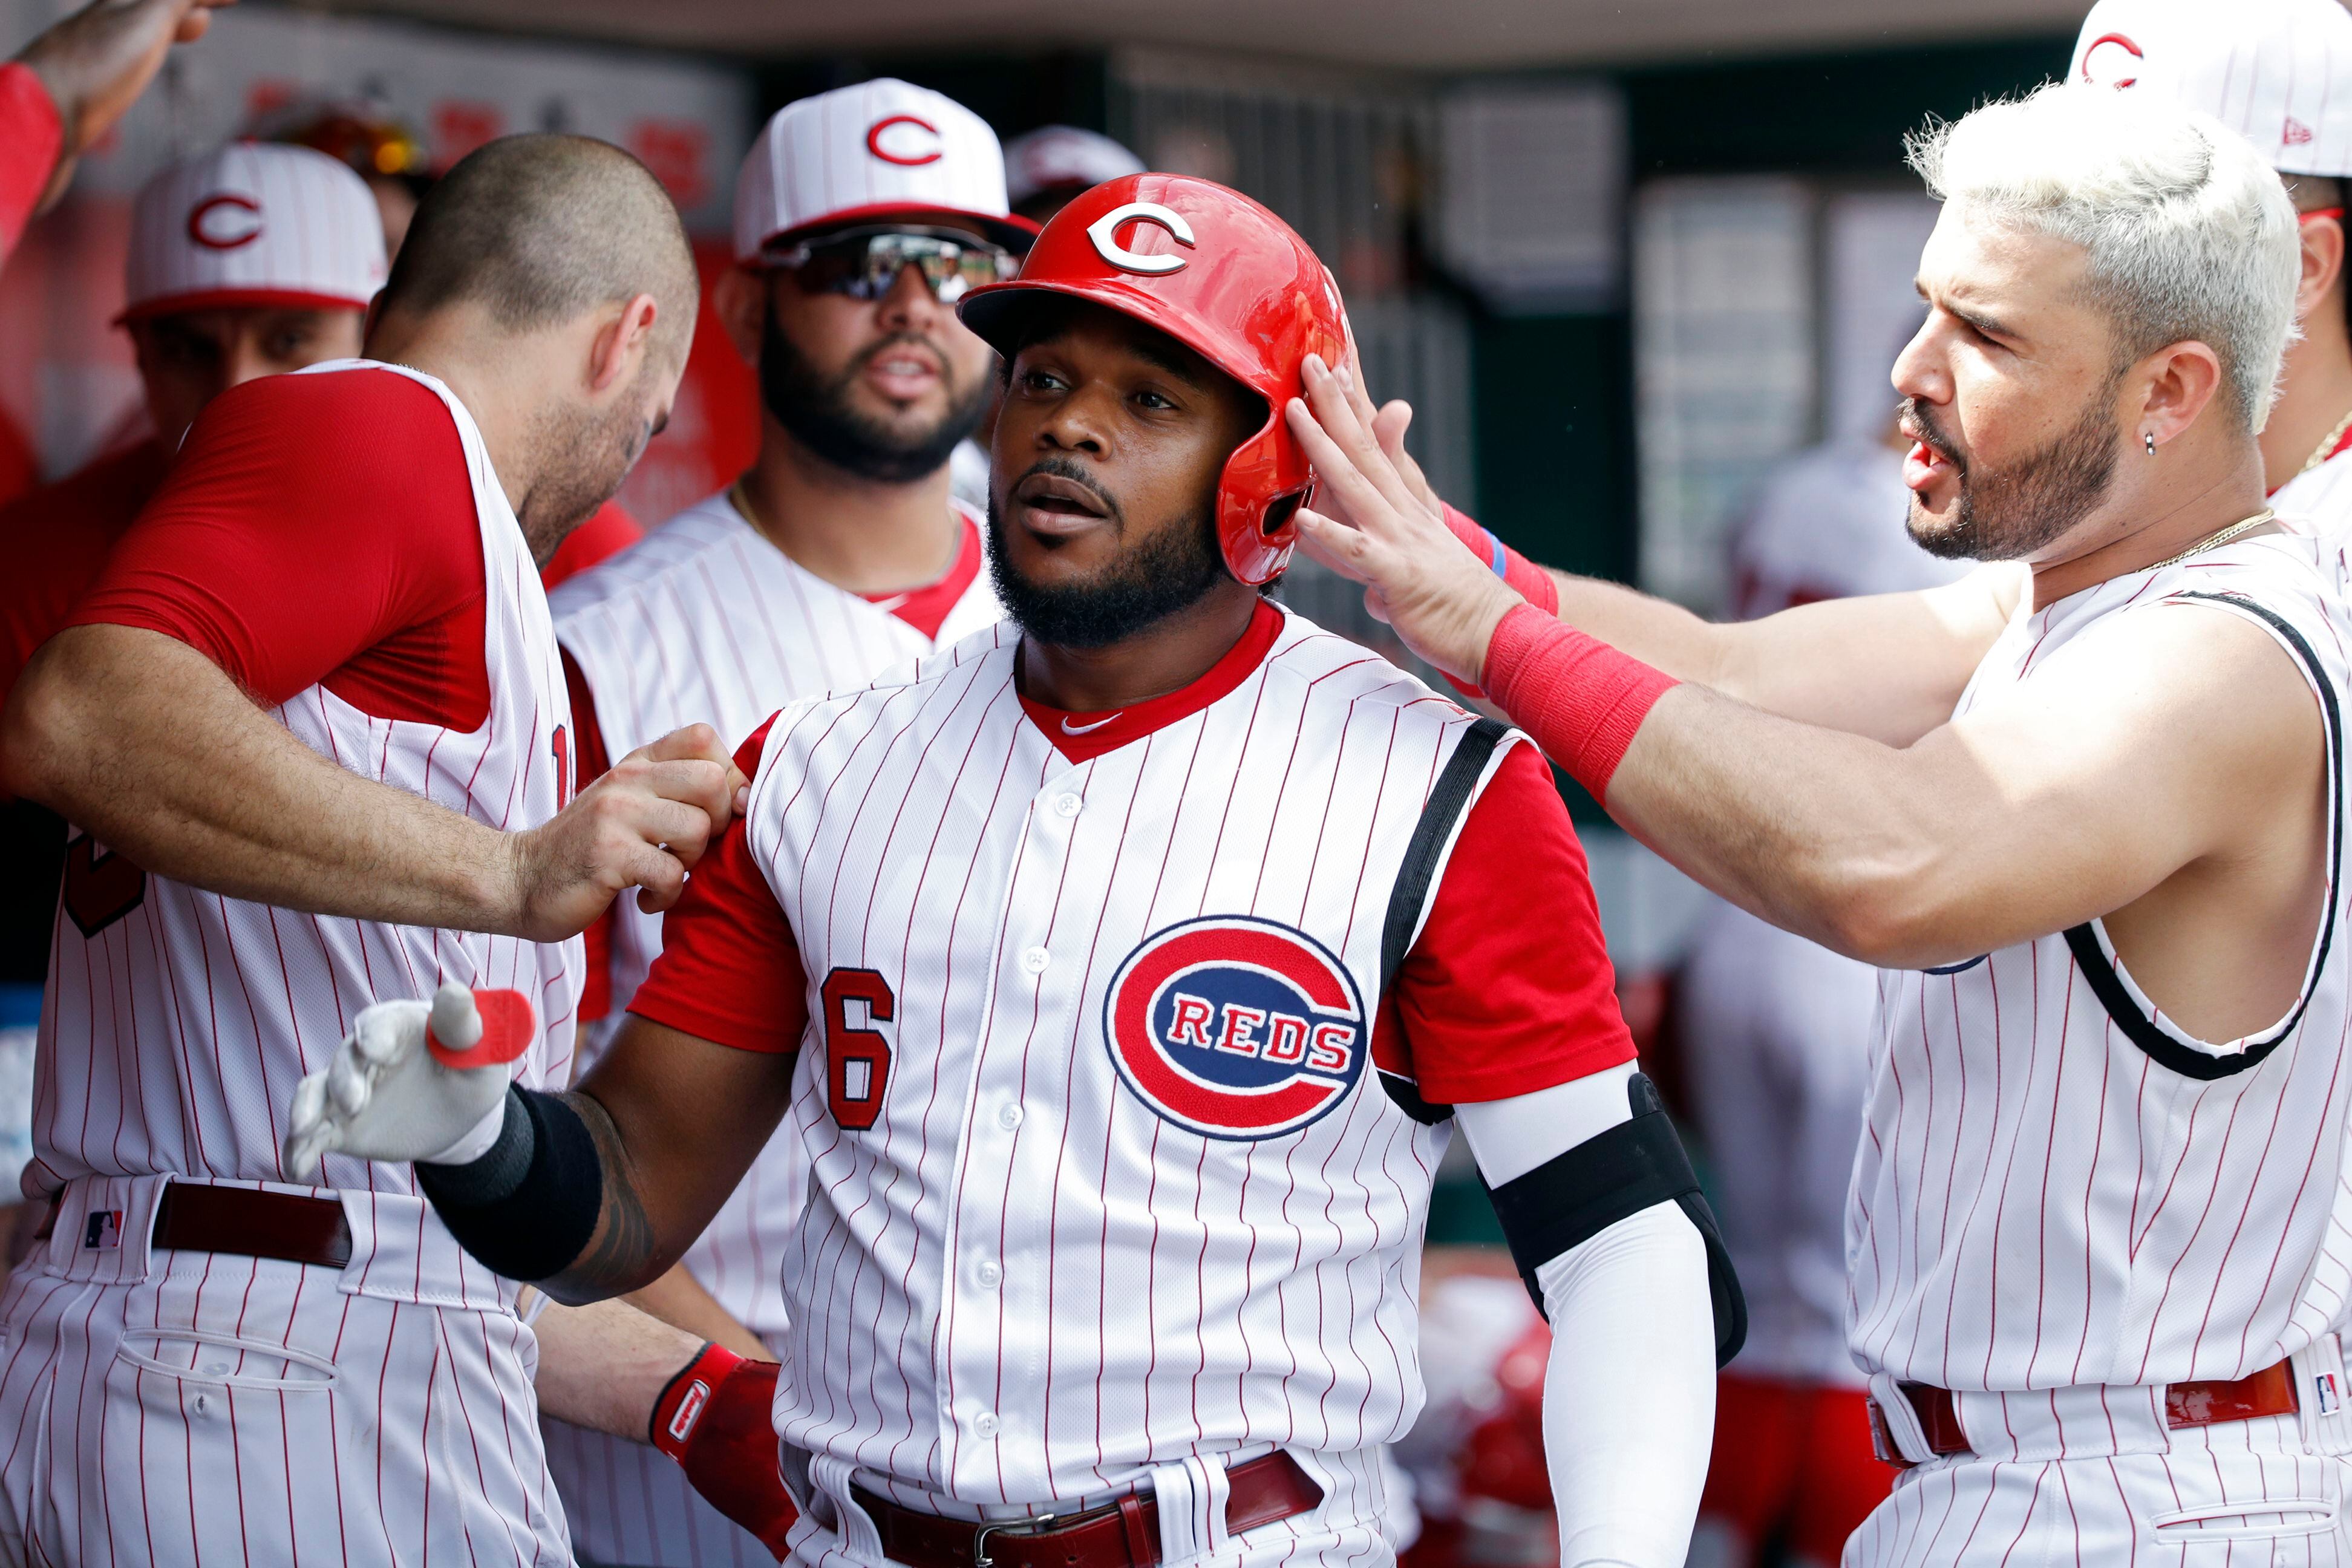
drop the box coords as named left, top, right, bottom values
left=1086, top=202, right=1195, bottom=275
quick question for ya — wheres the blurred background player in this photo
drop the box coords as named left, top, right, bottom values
left=2070, top=0, right=2352, bottom=534
left=540, top=77, right=1023, bottom=1568
left=1677, top=410, right=1965, bottom=1568
left=1, top=0, right=231, bottom=272
left=264, top=96, right=647, bottom=586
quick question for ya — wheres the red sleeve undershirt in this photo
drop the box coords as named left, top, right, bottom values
left=541, top=499, right=642, bottom=590
left=1377, top=738, right=1635, bottom=1103
left=626, top=715, right=811, bottom=1049
left=0, top=439, right=168, bottom=719
left=67, top=368, right=490, bottom=728
left=0, top=64, right=62, bottom=269
left=629, top=723, right=1635, bottom=1102
left=564, top=648, right=619, bottom=1021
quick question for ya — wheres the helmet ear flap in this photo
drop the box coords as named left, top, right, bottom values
left=1216, top=426, right=1305, bottom=586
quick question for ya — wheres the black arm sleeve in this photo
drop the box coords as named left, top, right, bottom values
left=411, top=1086, right=606, bottom=1282
left=1483, top=1071, right=1748, bottom=1367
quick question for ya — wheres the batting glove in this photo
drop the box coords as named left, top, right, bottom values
left=652, top=1342, right=799, bottom=1560
left=281, top=982, right=538, bottom=1182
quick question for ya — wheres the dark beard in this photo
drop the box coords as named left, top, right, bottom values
left=987, top=461, right=1229, bottom=649
left=760, top=312, right=986, bottom=484
left=1904, top=387, right=2122, bottom=563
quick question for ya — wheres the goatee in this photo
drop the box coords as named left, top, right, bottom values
left=1904, top=387, right=2122, bottom=563
left=987, top=461, right=1229, bottom=649
left=760, top=313, right=985, bottom=484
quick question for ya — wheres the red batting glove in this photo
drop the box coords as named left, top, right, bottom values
left=652, top=1342, right=798, bottom=1561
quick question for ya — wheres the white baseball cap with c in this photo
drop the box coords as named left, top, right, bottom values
left=2071, top=0, right=2352, bottom=178
left=732, top=78, right=1037, bottom=263
left=121, top=142, right=388, bottom=324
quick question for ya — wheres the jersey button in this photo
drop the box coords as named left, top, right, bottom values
left=973, top=1411, right=1001, bottom=1439
left=1021, top=946, right=1051, bottom=974
left=1053, top=792, right=1083, bottom=818
left=998, top=1103, right=1024, bottom=1131
left=975, top=1259, right=1002, bottom=1289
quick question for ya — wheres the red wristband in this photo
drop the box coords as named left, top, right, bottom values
left=1442, top=503, right=1559, bottom=616
left=1482, top=603, right=1678, bottom=803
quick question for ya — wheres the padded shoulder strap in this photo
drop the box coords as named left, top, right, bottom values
left=1376, top=717, right=1508, bottom=1126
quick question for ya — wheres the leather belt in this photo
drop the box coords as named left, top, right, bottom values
left=852, top=1451, right=1323, bottom=1568
left=151, top=1184, right=353, bottom=1269
left=1869, top=1359, right=2302, bottom=1469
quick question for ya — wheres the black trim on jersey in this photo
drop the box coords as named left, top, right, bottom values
left=1485, top=1072, right=1748, bottom=1367
left=1376, top=717, right=1508, bottom=1125
left=2065, top=592, right=2342, bottom=1082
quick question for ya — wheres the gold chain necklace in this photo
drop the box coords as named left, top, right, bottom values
left=2301, top=408, right=2352, bottom=479
left=2146, top=508, right=2277, bottom=572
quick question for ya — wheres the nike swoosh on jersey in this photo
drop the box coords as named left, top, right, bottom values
left=1062, top=712, right=1123, bottom=734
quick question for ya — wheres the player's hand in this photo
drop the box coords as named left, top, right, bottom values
left=281, top=982, right=535, bottom=1181
left=505, top=723, right=746, bottom=942
left=1286, top=353, right=1520, bottom=684
left=16, top=0, right=235, bottom=211
left=1333, top=336, right=1444, bottom=521
left=652, top=1342, right=798, bottom=1560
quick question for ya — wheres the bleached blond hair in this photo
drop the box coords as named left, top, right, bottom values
left=1907, top=83, right=2299, bottom=430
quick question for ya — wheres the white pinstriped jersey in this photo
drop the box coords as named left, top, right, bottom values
left=31, top=361, right=581, bottom=1310
left=732, top=610, right=1514, bottom=1507
left=544, top=487, right=998, bottom=1568
left=1847, top=535, right=2352, bottom=1393
left=2274, top=447, right=2352, bottom=547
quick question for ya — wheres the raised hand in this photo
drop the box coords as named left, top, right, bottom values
left=283, top=982, right=535, bottom=1181
left=16, top=0, right=235, bottom=210
left=1285, top=353, right=1521, bottom=682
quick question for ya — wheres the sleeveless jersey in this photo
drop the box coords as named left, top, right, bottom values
left=1847, top=534, right=2352, bottom=1391
left=2273, top=440, right=2352, bottom=551
left=32, top=361, right=580, bottom=1305
left=739, top=610, right=1515, bottom=1507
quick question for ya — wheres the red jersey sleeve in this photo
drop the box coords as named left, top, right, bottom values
left=0, top=64, right=62, bottom=267
left=626, top=716, right=810, bottom=1053
left=67, top=369, right=490, bottom=728
left=1379, top=738, right=1636, bottom=1103
left=564, top=647, right=619, bottom=1022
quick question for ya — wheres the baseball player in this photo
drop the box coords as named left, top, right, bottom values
left=289, top=173, right=1745, bottom=1568
left=0, top=0, right=229, bottom=272
left=0, top=141, right=385, bottom=707
left=1289, top=83, right=2352, bottom=1563
left=543, top=78, right=1021, bottom=1568
left=1004, top=126, right=1147, bottom=226
left=0, top=134, right=745, bottom=1564
left=2070, top=0, right=2352, bottom=534
left=1681, top=426, right=1968, bottom=1568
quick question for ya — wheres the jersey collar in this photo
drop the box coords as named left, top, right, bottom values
left=1019, top=598, right=1284, bottom=763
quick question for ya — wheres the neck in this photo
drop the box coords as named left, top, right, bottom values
left=2027, top=436, right=2273, bottom=606
left=734, top=410, right=961, bottom=594
left=367, top=307, right=544, bottom=518
left=1019, top=581, right=1262, bottom=714
left=2256, top=318, right=2352, bottom=490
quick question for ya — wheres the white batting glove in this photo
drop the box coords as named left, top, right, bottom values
left=281, top=982, right=537, bottom=1183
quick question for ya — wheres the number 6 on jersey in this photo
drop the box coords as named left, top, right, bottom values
left=822, top=969, right=895, bottom=1129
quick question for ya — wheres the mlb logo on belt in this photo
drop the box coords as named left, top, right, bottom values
left=83, top=1210, right=124, bottom=1250
left=1102, top=915, right=1367, bottom=1140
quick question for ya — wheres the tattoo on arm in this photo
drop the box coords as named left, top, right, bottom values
left=541, top=1089, right=662, bottom=1305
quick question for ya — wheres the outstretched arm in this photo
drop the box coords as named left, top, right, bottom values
left=1290, top=353, right=2019, bottom=745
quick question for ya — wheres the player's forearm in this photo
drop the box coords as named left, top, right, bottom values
left=530, top=1295, right=706, bottom=1437
left=627, top=1265, right=773, bottom=1360
left=1537, top=1205, right=1714, bottom=1568
left=2, top=626, right=524, bottom=932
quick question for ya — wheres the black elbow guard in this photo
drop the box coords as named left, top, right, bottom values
left=413, top=1086, right=605, bottom=1282
left=1483, top=1072, right=1748, bottom=1368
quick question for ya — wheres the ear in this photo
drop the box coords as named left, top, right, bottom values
left=2299, top=215, right=2347, bottom=325
left=711, top=266, right=765, bottom=368
left=2132, top=338, right=2227, bottom=449
left=586, top=293, right=661, bottom=397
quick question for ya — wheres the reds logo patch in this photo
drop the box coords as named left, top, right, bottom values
left=1103, top=915, right=1365, bottom=1140
left=186, top=192, right=263, bottom=250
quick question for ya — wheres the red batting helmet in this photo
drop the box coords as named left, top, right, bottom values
left=956, top=173, right=1348, bottom=586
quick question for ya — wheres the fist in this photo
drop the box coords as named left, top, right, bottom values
left=281, top=983, right=537, bottom=1182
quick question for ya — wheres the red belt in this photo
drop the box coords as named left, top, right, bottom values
left=37, top=1184, right=353, bottom=1269
left=852, top=1452, right=1323, bottom=1568
left=1868, top=1359, right=2302, bottom=1469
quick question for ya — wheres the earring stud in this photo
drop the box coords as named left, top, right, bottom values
left=2145, top=433, right=2157, bottom=456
